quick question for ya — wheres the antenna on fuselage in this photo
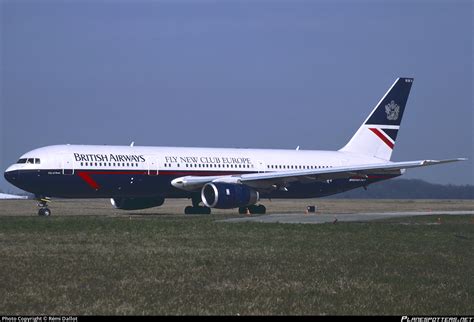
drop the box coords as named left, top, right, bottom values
left=130, top=141, right=135, bottom=147
left=296, top=146, right=300, bottom=151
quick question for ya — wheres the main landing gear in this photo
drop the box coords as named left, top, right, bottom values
left=238, top=204, right=266, bottom=215
left=184, top=197, right=211, bottom=215
left=184, top=196, right=266, bottom=215
left=37, top=197, right=52, bottom=216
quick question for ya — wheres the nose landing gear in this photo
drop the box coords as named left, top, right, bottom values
left=37, top=197, right=52, bottom=216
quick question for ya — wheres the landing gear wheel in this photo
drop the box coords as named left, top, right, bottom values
left=36, top=196, right=52, bottom=216
left=38, top=208, right=51, bottom=217
left=185, top=206, right=211, bottom=215
left=244, top=205, right=266, bottom=215
left=238, top=207, right=248, bottom=215
left=256, top=205, right=266, bottom=214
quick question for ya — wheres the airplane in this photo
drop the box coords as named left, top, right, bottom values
left=4, top=77, right=466, bottom=216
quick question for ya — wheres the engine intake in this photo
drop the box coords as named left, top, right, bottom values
left=201, top=183, right=259, bottom=209
left=110, top=197, right=165, bottom=210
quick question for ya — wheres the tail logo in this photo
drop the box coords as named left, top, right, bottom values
left=385, top=100, right=400, bottom=121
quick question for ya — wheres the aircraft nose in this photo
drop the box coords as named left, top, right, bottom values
left=4, top=166, right=19, bottom=185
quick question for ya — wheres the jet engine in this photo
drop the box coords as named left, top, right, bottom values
left=110, top=197, right=165, bottom=210
left=201, top=182, right=259, bottom=209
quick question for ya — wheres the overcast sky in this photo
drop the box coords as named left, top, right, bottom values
left=1, top=0, right=472, bottom=192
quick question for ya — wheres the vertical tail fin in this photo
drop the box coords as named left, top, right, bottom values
left=339, top=77, right=414, bottom=160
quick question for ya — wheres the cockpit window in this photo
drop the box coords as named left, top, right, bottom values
left=17, top=158, right=40, bottom=164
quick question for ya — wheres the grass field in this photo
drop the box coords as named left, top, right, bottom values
left=0, top=199, right=473, bottom=315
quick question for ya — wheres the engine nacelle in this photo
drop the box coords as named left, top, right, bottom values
left=110, top=197, right=165, bottom=210
left=201, top=183, right=259, bottom=209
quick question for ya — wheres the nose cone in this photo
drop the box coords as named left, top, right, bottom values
left=4, top=166, right=19, bottom=185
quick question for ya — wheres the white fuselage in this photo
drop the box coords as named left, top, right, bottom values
left=4, top=144, right=391, bottom=199
left=6, top=144, right=386, bottom=176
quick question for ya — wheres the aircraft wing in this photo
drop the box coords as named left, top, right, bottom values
left=171, top=158, right=466, bottom=192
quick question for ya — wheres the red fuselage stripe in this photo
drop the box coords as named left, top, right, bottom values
left=77, top=172, right=100, bottom=190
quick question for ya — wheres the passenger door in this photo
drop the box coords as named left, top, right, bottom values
left=257, top=160, right=266, bottom=173
left=61, top=154, right=75, bottom=175
left=147, top=157, right=159, bottom=176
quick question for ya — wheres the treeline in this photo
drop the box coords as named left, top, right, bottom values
left=328, top=179, right=474, bottom=199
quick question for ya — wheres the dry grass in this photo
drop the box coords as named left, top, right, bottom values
left=0, top=199, right=473, bottom=315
